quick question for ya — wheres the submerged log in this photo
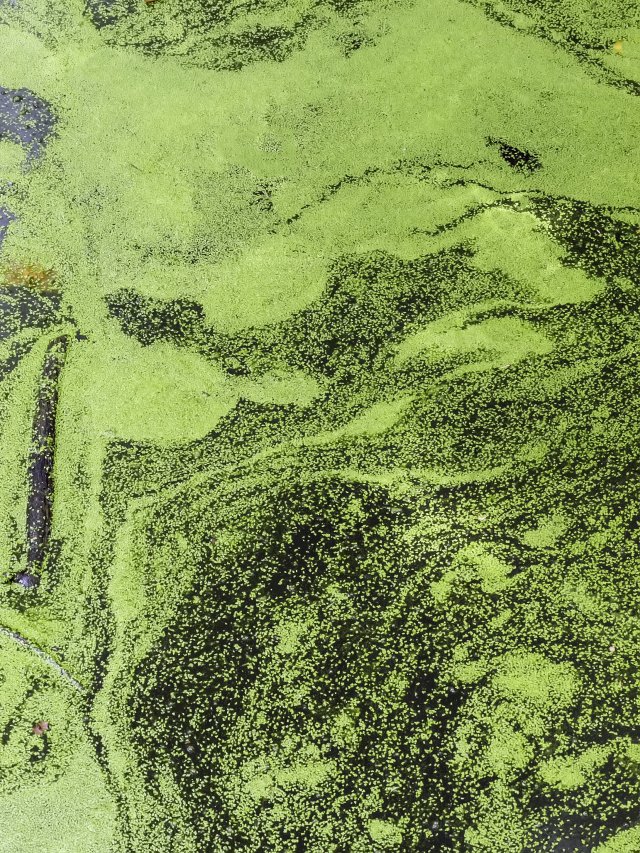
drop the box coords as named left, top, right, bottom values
left=25, top=334, right=69, bottom=573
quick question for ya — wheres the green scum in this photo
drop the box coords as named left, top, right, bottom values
left=0, top=0, right=639, bottom=849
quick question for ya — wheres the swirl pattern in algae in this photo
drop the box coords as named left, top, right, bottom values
left=0, top=0, right=639, bottom=850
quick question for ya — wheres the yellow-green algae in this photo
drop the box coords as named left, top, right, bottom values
left=0, top=0, right=638, bottom=849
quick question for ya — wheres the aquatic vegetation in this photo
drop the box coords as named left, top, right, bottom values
left=0, top=0, right=638, bottom=850
left=83, top=0, right=385, bottom=70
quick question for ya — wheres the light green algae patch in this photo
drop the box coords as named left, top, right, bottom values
left=0, top=752, right=116, bottom=853
left=539, top=744, right=610, bottom=791
left=466, top=207, right=604, bottom=304
left=369, top=817, right=404, bottom=847
left=64, top=336, right=237, bottom=443
left=597, top=826, right=640, bottom=852
left=522, top=514, right=567, bottom=548
left=0, top=140, right=23, bottom=184
left=396, top=315, right=553, bottom=370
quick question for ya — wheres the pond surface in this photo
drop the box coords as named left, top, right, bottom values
left=0, top=0, right=639, bottom=850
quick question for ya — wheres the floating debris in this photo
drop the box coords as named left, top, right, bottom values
left=32, top=720, right=49, bottom=736
left=0, top=626, right=85, bottom=694
left=26, top=335, right=69, bottom=574
left=2, top=263, right=58, bottom=295
left=12, top=571, right=40, bottom=589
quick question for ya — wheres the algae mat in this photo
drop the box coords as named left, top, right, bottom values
left=0, top=0, right=639, bottom=850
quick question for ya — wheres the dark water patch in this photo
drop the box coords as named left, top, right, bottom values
left=0, top=335, right=39, bottom=381
left=534, top=807, right=640, bottom=852
left=13, top=571, right=39, bottom=589
left=84, top=0, right=377, bottom=70
left=105, top=287, right=265, bottom=376
left=121, top=476, right=466, bottom=849
left=277, top=245, right=526, bottom=383
left=532, top=197, right=640, bottom=282
left=105, top=288, right=210, bottom=348
left=28, top=730, right=50, bottom=763
left=0, top=680, right=38, bottom=747
left=212, top=23, right=305, bottom=71
left=337, top=30, right=372, bottom=56
left=487, top=137, right=542, bottom=173
left=0, top=207, right=15, bottom=247
left=128, top=575, right=259, bottom=847
left=84, top=1, right=307, bottom=69
left=0, top=86, right=56, bottom=162
left=84, top=0, right=137, bottom=29
left=0, top=286, right=62, bottom=335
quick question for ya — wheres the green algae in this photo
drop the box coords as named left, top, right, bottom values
left=368, top=817, right=404, bottom=847
left=0, top=0, right=638, bottom=849
left=598, top=825, right=640, bottom=852
left=0, top=750, right=116, bottom=853
left=395, top=315, right=553, bottom=371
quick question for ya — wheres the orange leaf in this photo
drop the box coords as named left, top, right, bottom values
left=2, top=263, right=58, bottom=294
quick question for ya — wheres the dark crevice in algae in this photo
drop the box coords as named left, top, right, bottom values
left=23, top=334, right=69, bottom=580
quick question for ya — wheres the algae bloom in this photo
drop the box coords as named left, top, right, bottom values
left=0, top=0, right=639, bottom=850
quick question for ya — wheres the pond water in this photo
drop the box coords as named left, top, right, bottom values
left=0, top=0, right=639, bottom=850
